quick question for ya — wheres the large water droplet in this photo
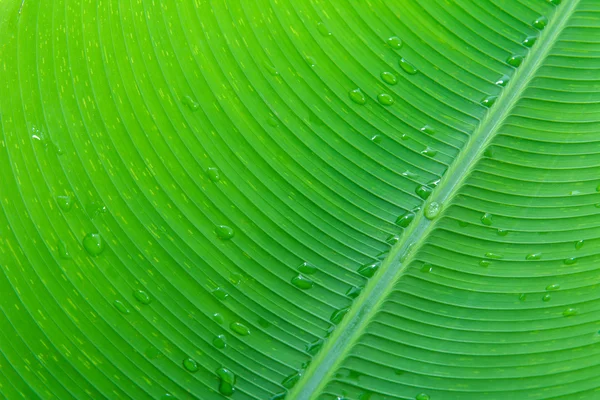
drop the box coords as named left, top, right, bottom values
left=522, top=36, right=537, bottom=48
left=424, top=202, right=440, bottom=220
left=291, top=274, right=314, bottom=290
left=133, top=290, right=152, bottom=305
left=481, top=213, right=493, bottom=226
left=575, top=240, right=584, bottom=250
left=330, top=307, right=349, bottom=324
left=207, top=167, right=220, bottom=182
left=506, top=55, right=524, bottom=67
left=381, top=71, right=397, bottom=85
left=563, top=308, right=577, bottom=317
left=481, top=96, right=497, bottom=108
left=349, top=88, right=366, bottom=105
left=57, top=195, right=73, bottom=211
left=542, top=294, right=552, bottom=302
left=114, top=300, right=130, bottom=314
left=83, top=233, right=104, bottom=256
left=415, top=185, right=433, bottom=200
left=546, top=284, right=560, bottom=291
left=213, top=313, right=225, bottom=324
left=564, top=257, right=577, bottom=265
left=183, top=95, right=199, bottom=111
left=495, top=75, right=510, bottom=87
left=421, top=147, right=437, bottom=157
left=183, top=358, right=198, bottom=372
left=387, top=36, right=402, bottom=49
left=396, top=210, right=416, bottom=227
left=420, top=125, right=435, bottom=135
left=377, top=93, right=394, bottom=106
left=217, top=367, right=236, bottom=396
left=317, top=22, right=332, bottom=36
left=230, top=322, right=250, bottom=336
left=213, top=334, right=227, bottom=349
left=298, top=261, right=317, bottom=275
left=346, top=286, right=362, bottom=299
left=215, top=225, right=234, bottom=240
left=399, top=58, right=417, bottom=74
left=358, top=262, right=380, bottom=278
left=416, top=394, right=430, bottom=400
left=213, top=288, right=229, bottom=301
left=533, top=16, right=548, bottom=30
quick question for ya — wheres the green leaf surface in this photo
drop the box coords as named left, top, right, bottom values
left=1, top=0, right=599, bottom=399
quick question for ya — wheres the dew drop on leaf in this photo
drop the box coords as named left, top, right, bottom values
left=495, top=75, right=510, bottom=86
left=291, top=274, right=314, bottom=290
left=563, top=308, right=577, bottom=317
left=575, top=240, right=584, bottom=250
left=113, top=300, right=130, bottom=314
left=213, top=288, right=229, bottom=300
left=377, top=93, right=394, bottom=106
left=533, top=16, right=548, bottom=30
left=183, top=358, right=198, bottom=372
left=56, top=195, right=73, bottom=211
left=213, top=313, right=224, bottom=324
left=183, top=95, right=199, bottom=111
left=420, top=125, right=435, bottom=135
left=526, top=253, right=541, bottom=261
left=230, top=322, right=250, bottom=336
left=317, top=22, right=332, bottom=36
left=346, top=286, right=362, bottom=299
left=481, top=213, right=493, bottom=226
left=83, top=233, right=104, bottom=256
left=215, top=225, right=234, bottom=240
left=358, top=262, right=380, bottom=278
left=381, top=71, right=397, bottom=85
left=564, top=257, right=577, bottom=265
left=387, top=36, right=402, bottom=49
left=298, top=261, right=317, bottom=275
left=133, top=289, right=151, bottom=305
left=399, top=58, right=417, bottom=74
left=306, top=338, right=324, bottom=355
left=416, top=184, right=433, bottom=200
left=485, top=252, right=502, bottom=259
left=519, top=294, right=527, bottom=302
left=522, top=36, right=537, bottom=47
left=330, top=307, right=349, bottom=324
left=349, top=88, right=366, bottom=105
left=424, top=202, right=441, bottom=220
left=58, top=240, right=71, bottom=259
left=507, top=55, right=524, bottom=67
left=207, top=167, right=220, bottom=182
left=396, top=210, right=416, bottom=227
left=479, top=260, right=490, bottom=267
left=282, top=370, right=302, bottom=389
left=421, top=263, right=433, bottom=273
left=542, top=294, right=552, bottom=302
left=497, top=229, right=508, bottom=236
left=546, top=284, right=560, bottom=291
left=416, top=393, right=430, bottom=400
left=370, top=134, right=382, bottom=143
left=216, top=367, right=236, bottom=396
left=481, top=95, right=497, bottom=107
left=421, top=147, right=437, bottom=157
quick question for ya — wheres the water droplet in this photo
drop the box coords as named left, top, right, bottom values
left=497, top=229, right=508, bottom=236
left=213, top=313, right=224, bottom=324
left=542, top=294, right=552, bottom=302
left=229, top=273, right=243, bottom=285
left=282, top=370, right=302, bottom=389
left=396, top=210, right=416, bottom=227
left=533, top=16, right=548, bottom=30
left=349, top=88, right=366, bottom=105
left=213, top=288, right=229, bottom=301
left=114, top=300, right=130, bottom=314
left=358, top=262, right=380, bottom=278
left=399, top=58, right=417, bottom=74
left=271, top=393, right=286, bottom=400
left=56, top=195, right=73, bottom=211
left=215, top=225, right=234, bottom=240
left=522, top=36, right=537, bottom=48
left=519, top=293, right=527, bottom=301
left=481, top=96, right=497, bottom=107
left=420, top=125, right=435, bottom=135
left=346, top=286, right=362, bottom=299
left=563, top=308, right=577, bottom=317
left=183, top=95, right=199, bottom=111
left=575, top=240, right=584, bottom=250
left=264, top=61, right=279, bottom=76
left=401, top=134, right=410, bottom=140
left=160, top=394, right=174, bottom=400
left=298, top=261, right=317, bottom=275
left=377, top=93, right=394, bottom=106
left=183, top=358, right=198, bottom=372
left=507, top=55, right=524, bottom=67
left=213, top=334, right=227, bottom=349
left=370, top=134, right=382, bottom=144
left=145, top=346, right=160, bottom=359
left=57, top=240, right=71, bottom=259
left=381, top=71, right=397, bottom=85
left=267, top=115, right=279, bottom=127
left=376, top=251, right=388, bottom=260
left=495, top=75, right=510, bottom=87
left=317, top=22, right=332, bottom=36
left=485, top=252, right=503, bottom=259
left=306, top=338, right=324, bottom=355
left=207, top=167, right=220, bottom=182
left=86, top=202, right=108, bottom=218
left=133, top=289, right=151, bottom=305
left=305, top=56, right=316, bottom=67
left=387, top=36, right=402, bottom=49
left=424, top=202, right=441, bottom=220
left=421, top=147, right=437, bottom=157
left=526, top=253, right=542, bottom=261
left=416, top=185, right=433, bottom=200
left=83, top=233, right=104, bottom=256
left=216, top=367, right=236, bottom=396
left=421, top=263, right=433, bottom=273
left=564, top=257, right=577, bottom=265
left=546, top=284, right=560, bottom=291
left=386, top=234, right=400, bottom=245
left=479, top=259, right=491, bottom=267
left=416, top=394, right=430, bottom=400
left=481, top=213, right=493, bottom=226
left=230, top=322, right=250, bottom=336
left=547, top=0, right=561, bottom=5
left=291, top=274, right=314, bottom=290
left=330, top=307, right=349, bottom=324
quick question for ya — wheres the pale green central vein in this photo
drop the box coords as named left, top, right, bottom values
left=288, top=2, right=580, bottom=399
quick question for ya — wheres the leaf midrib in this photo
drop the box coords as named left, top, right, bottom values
left=288, top=2, right=580, bottom=399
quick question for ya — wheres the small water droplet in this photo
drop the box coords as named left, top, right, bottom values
left=387, top=36, right=402, bottom=49
left=564, top=257, right=577, bottom=265
left=349, top=88, right=366, bottom=105
left=183, top=95, right=199, bottom=111
left=542, top=294, right=552, bottom=302
left=495, top=75, right=510, bottom=87
left=57, top=240, right=71, bottom=259
left=330, top=307, right=349, bottom=324
left=160, top=394, right=174, bottom=400
left=358, top=262, right=380, bottom=278
left=207, top=167, right=220, bottom=182
left=421, top=263, right=433, bottom=273
left=306, top=338, right=324, bottom=355
left=396, top=210, right=416, bottom=227
left=479, top=260, right=490, bottom=267
left=416, top=394, right=430, bottom=400
left=481, top=96, right=497, bottom=107
left=291, top=274, right=314, bottom=290
left=533, top=16, right=548, bottom=30
left=522, top=36, right=537, bottom=47
left=507, top=55, right=524, bottom=67
left=264, top=61, right=279, bottom=76
left=305, top=56, right=316, bottom=67
left=575, top=240, right=584, bottom=250
left=381, top=71, right=397, bottom=85
left=546, top=284, right=560, bottom=291
left=420, top=125, right=435, bottom=135
left=56, top=195, right=73, bottom=211
left=346, top=286, right=362, bottom=299
left=424, top=202, right=441, bottom=220
left=230, top=322, right=250, bottom=336
left=215, top=225, right=234, bottom=240
left=114, top=300, right=130, bottom=314
left=377, top=93, right=394, bottom=106
left=213, top=288, right=229, bottom=301
left=481, top=213, right=493, bottom=226
left=298, top=261, right=317, bottom=275
left=213, top=334, right=227, bottom=349
left=83, top=233, right=104, bottom=256
left=271, top=393, right=286, bottom=400
left=370, top=134, right=382, bottom=144
left=317, top=22, right=332, bottom=36
left=229, top=273, right=243, bottom=285
left=183, top=358, right=198, bottom=372
left=386, top=234, right=400, bottom=245
left=399, top=58, right=417, bottom=75
left=497, top=229, right=508, bottom=236
left=526, top=253, right=542, bottom=261
left=547, top=0, right=561, bottom=5
left=216, top=367, right=236, bottom=396
left=421, top=147, right=437, bottom=157
left=133, top=289, right=151, bottom=305
left=485, top=252, right=503, bottom=259
left=563, top=308, right=577, bottom=317
left=282, top=370, right=302, bottom=389
left=416, top=185, right=433, bottom=200
left=213, top=313, right=224, bottom=324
